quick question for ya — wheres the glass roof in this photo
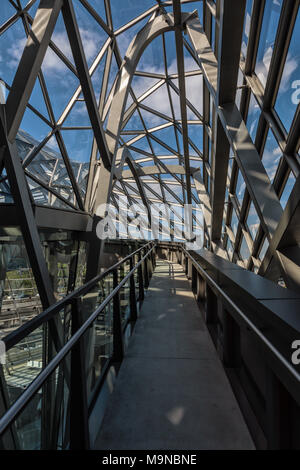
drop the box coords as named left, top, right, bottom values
left=1, top=0, right=300, bottom=275
left=0, top=0, right=204, bottom=243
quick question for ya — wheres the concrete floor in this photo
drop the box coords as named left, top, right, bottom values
left=94, top=260, right=254, bottom=450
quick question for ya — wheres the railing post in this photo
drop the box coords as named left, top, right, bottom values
left=129, top=257, right=138, bottom=325
left=152, top=245, right=156, bottom=269
left=148, top=249, right=153, bottom=278
left=187, top=257, right=192, bottom=280
left=138, top=251, right=144, bottom=305
left=112, top=269, right=124, bottom=363
left=266, top=368, right=291, bottom=449
left=196, top=273, right=205, bottom=303
left=205, top=284, right=218, bottom=325
left=222, top=305, right=241, bottom=368
left=191, top=264, right=197, bottom=294
left=143, top=250, right=149, bottom=288
left=70, top=297, right=90, bottom=450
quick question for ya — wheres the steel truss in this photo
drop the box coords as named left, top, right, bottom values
left=0, top=0, right=300, bottom=303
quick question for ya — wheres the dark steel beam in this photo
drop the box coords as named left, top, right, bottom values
left=6, top=0, right=63, bottom=141
left=0, top=106, right=55, bottom=308
left=62, top=0, right=111, bottom=170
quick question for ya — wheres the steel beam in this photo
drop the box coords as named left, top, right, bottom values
left=6, top=0, right=63, bottom=142
left=0, top=106, right=55, bottom=308
left=210, top=0, right=245, bottom=241
left=186, top=16, right=283, bottom=239
left=62, top=0, right=111, bottom=170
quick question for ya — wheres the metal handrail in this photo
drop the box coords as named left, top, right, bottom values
left=0, top=243, right=156, bottom=436
left=2, top=240, right=153, bottom=351
left=182, top=247, right=300, bottom=384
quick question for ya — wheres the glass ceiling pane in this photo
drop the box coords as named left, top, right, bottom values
left=110, top=0, right=154, bottom=30
left=246, top=92, right=260, bottom=142
left=241, top=0, right=253, bottom=58
left=0, top=18, right=27, bottom=86
left=274, top=8, right=300, bottom=132
left=255, top=0, right=283, bottom=88
left=261, top=128, right=281, bottom=183
left=1, top=1, right=16, bottom=26
left=1, top=0, right=209, bottom=246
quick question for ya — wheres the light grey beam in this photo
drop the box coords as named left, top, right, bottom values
left=92, top=12, right=181, bottom=212
left=186, top=15, right=283, bottom=240
left=122, top=163, right=198, bottom=178
left=210, top=0, right=246, bottom=241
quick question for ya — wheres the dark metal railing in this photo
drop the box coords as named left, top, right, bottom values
left=0, top=240, right=156, bottom=449
left=158, top=241, right=300, bottom=449
left=181, top=247, right=300, bottom=384
left=3, top=241, right=153, bottom=351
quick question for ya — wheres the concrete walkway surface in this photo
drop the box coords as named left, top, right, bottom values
left=94, top=260, right=254, bottom=450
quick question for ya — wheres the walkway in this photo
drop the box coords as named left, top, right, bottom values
left=95, top=260, right=254, bottom=450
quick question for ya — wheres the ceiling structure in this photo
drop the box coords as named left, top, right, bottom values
left=0, top=0, right=300, bottom=298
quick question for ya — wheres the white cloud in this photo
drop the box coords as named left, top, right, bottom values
left=131, top=56, right=202, bottom=127
left=278, top=53, right=298, bottom=93
left=6, top=37, right=26, bottom=68
left=7, top=28, right=102, bottom=75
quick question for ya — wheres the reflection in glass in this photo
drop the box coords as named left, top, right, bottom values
left=280, top=171, right=296, bottom=208
left=81, top=273, right=114, bottom=399
left=240, top=235, right=250, bottom=262
left=241, top=0, right=253, bottom=58
left=235, top=170, right=246, bottom=207
left=246, top=202, right=259, bottom=240
left=275, top=9, right=300, bottom=132
left=255, top=0, right=283, bottom=87
left=261, top=128, right=281, bottom=183
left=231, top=208, right=239, bottom=236
left=0, top=227, right=41, bottom=337
left=246, top=93, right=260, bottom=142
left=258, top=236, right=269, bottom=260
left=1, top=353, right=71, bottom=450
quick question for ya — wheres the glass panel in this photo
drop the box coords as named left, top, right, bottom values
left=1, top=306, right=70, bottom=411
left=1, top=2, right=16, bottom=26
left=40, top=233, right=80, bottom=299
left=240, top=235, right=250, bottom=262
left=246, top=93, right=260, bottom=142
left=80, top=271, right=114, bottom=399
left=246, top=202, right=259, bottom=240
left=274, top=8, right=300, bottom=132
left=110, top=0, right=154, bottom=30
left=0, top=353, right=71, bottom=450
left=280, top=171, right=296, bottom=208
left=261, top=128, right=281, bottom=183
left=211, top=15, right=216, bottom=52
left=241, top=0, right=253, bottom=58
left=0, top=227, right=41, bottom=337
left=0, top=18, right=27, bottom=86
left=235, top=170, right=246, bottom=207
left=255, top=0, right=283, bottom=88
left=258, top=236, right=269, bottom=260
left=74, top=241, right=88, bottom=289
left=227, top=238, right=234, bottom=261
left=231, top=208, right=239, bottom=236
